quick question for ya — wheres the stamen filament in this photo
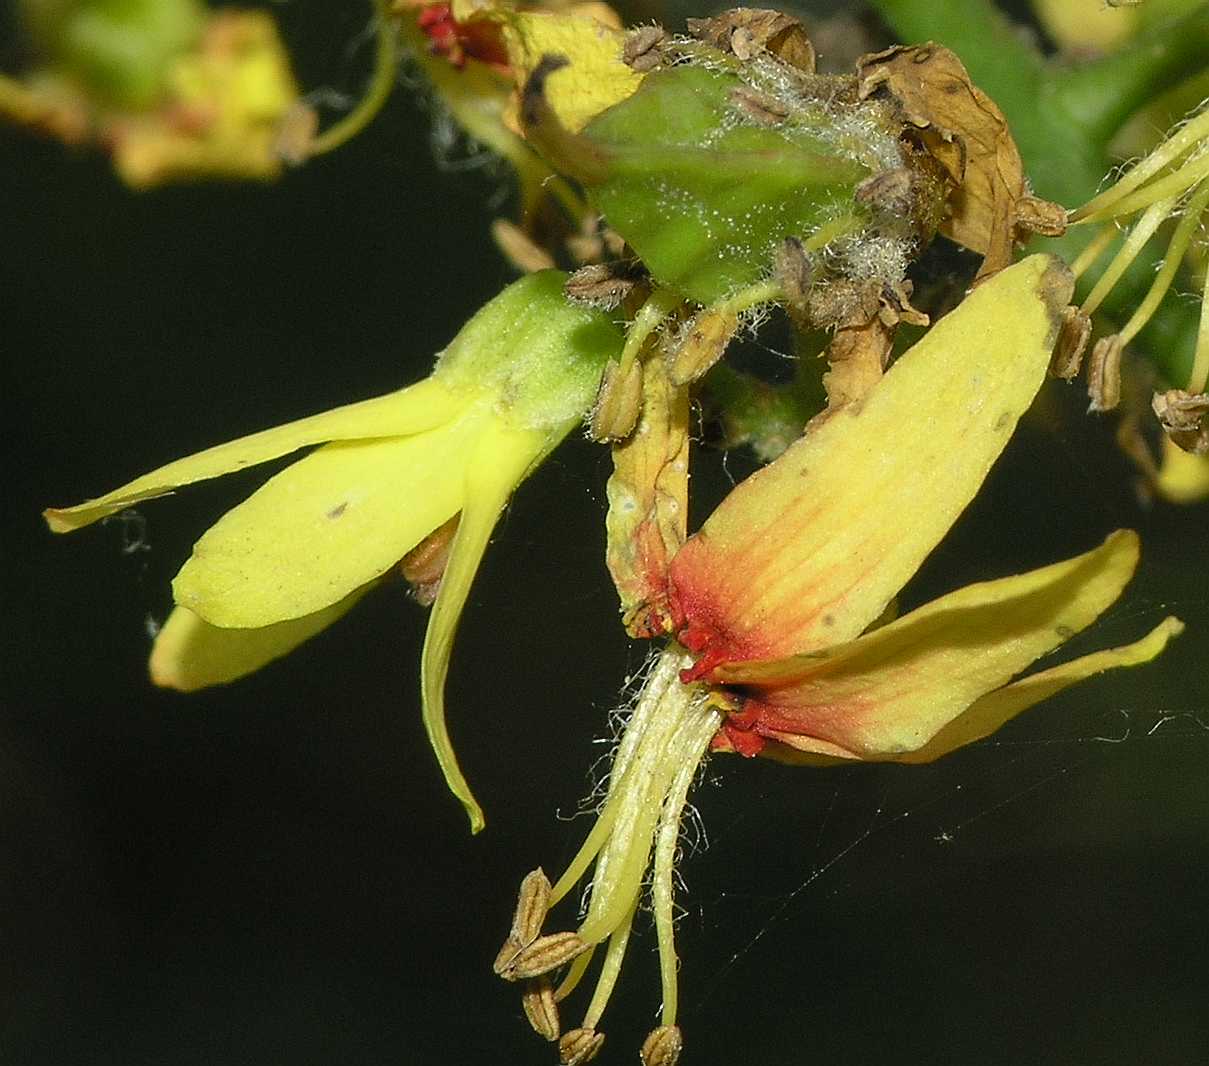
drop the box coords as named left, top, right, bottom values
left=619, top=289, right=684, bottom=375
left=712, top=278, right=785, bottom=319
left=1119, top=179, right=1209, bottom=346
left=1081, top=197, right=1176, bottom=317
left=653, top=707, right=720, bottom=1027
left=1077, top=153, right=1209, bottom=225
left=554, top=947, right=595, bottom=1002
left=1188, top=245, right=1209, bottom=395
left=1070, top=225, right=1119, bottom=281
left=1071, top=108, right=1209, bottom=222
left=582, top=899, right=638, bottom=1029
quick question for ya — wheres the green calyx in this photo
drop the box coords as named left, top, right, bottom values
left=21, top=0, right=204, bottom=109
left=434, top=270, right=625, bottom=431
left=531, top=49, right=934, bottom=307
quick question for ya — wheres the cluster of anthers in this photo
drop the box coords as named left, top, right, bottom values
left=491, top=649, right=712, bottom=1066
left=1058, top=100, right=1209, bottom=451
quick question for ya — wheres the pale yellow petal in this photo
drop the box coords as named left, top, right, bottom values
left=718, top=530, right=1141, bottom=759
left=1155, top=436, right=1209, bottom=505
left=500, top=12, right=643, bottom=134
left=899, top=615, right=1185, bottom=762
left=174, top=409, right=483, bottom=627
left=44, top=377, right=465, bottom=533
left=421, top=418, right=549, bottom=833
left=149, top=589, right=369, bottom=692
left=670, top=254, right=1074, bottom=666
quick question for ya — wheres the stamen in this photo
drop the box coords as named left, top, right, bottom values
left=1071, top=108, right=1209, bottom=222
left=619, top=289, right=684, bottom=376
left=581, top=899, right=637, bottom=1029
left=1070, top=225, right=1118, bottom=281
left=1078, top=153, right=1209, bottom=225
left=1080, top=197, right=1176, bottom=317
left=1187, top=248, right=1209, bottom=396
left=1118, top=178, right=1209, bottom=347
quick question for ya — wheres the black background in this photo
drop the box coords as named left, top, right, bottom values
left=3, top=3, right=1208, bottom=1064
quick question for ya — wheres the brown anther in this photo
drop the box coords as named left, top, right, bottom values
left=640, top=1025, right=683, bottom=1066
left=730, top=86, right=790, bottom=126
left=667, top=307, right=739, bottom=386
left=558, top=1027, right=605, bottom=1065
left=399, top=515, right=460, bottom=605
left=1087, top=334, right=1123, bottom=412
left=855, top=167, right=914, bottom=214
left=1050, top=307, right=1091, bottom=380
left=772, top=236, right=813, bottom=313
left=623, top=26, right=667, bottom=72
left=590, top=358, right=645, bottom=441
left=274, top=102, right=320, bottom=166
left=565, top=263, right=643, bottom=310
left=521, top=978, right=560, bottom=1042
left=1016, top=195, right=1067, bottom=237
left=492, top=868, right=552, bottom=974
left=1152, top=389, right=1209, bottom=454
left=499, top=932, right=590, bottom=982
left=686, top=10, right=816, bottom=72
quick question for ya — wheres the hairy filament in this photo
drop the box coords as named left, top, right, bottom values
left=1081, top=197, right=1175, bottom=317
left=1071, top=107, right=1209, bottom=222
left=582, top=898, right=638, bottom=1029
left=1078, top=152, right=1209, bottom=225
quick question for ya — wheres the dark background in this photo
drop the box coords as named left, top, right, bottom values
left=3, top=3, right=1208, bottom=1064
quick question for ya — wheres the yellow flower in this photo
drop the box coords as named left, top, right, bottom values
left=45, top=270, right=623, bottom=832
left=494, top=256, right=1184, bottom=1059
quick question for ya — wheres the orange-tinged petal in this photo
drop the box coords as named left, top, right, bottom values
left=714, top=530, right=1140, bottom=760
left=894, top=615, right=1184, bottom=763
left=669, top=254, right=1073, bottom=668
left=173, top=408, right=482, bottom=628
left=149, top=589, right=369, bottom=692
left=44, top=376, right=465, bottom=533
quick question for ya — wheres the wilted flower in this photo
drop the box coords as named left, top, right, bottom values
left=495, top=256, right=1183, bottom=1061
left=45, top=270, right=623, bottom=831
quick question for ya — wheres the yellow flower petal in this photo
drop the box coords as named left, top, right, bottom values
left=669, top=254, right=1074, bottom=666
left=149, top=590, right=369, bottom=692
left=500, top=11, right=642, bottom=133
left=717, top=530, right=1141, bottom=760
left=897, top=615, right=1185, bottom=763
left=1155, top=435, right=1209, bottom=505
left=174, top=408, right=483, bottom=627
left=44, top=376, right=465, bottom=533
left=421, top=418, right=550, bottom=833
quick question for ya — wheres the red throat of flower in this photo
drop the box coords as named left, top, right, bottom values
left=416, top=4, right=509, bottom=70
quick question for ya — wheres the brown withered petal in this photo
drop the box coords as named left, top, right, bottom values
left=823, top=311, right=895, bottom=409
left=559, top=1027, right=606, bottom=1065
left=1087, top=335, right=1123, bottom=412
left=606, top=355, right=689, bottom=638
left=623, top=25, right=667, bottom=72
left=499, top=932, right=590, bottom=982
left=667, top=307, right=740, bottom=386
left=521, top=978, right=560, bottom=1042
left=1050, top=306, right=1091, bottom=380
left=590, top=358, right=645, bottom=441
left=640, top=1025, right=684, bottom=1066
left=857, top=43, right=1025, bottom=278
left=687, top=9, right=816, bottom=72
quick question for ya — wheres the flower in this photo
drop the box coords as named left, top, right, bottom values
left=495, top=255, right=1183, bottom=1060
left=1, top=4, right=301, bottom=188
left=45, top=270, right=623, bottom=832
left=668, top=255, right=1184, bottom=761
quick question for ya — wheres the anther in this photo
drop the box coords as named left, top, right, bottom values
left=498, top=932, right=590, bottom=982
left=558, top=1027, right=605, bottom=1065
left=640, top=1025, right=684, bottom=1066
left=521, top=978, right=560, bottom=1042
